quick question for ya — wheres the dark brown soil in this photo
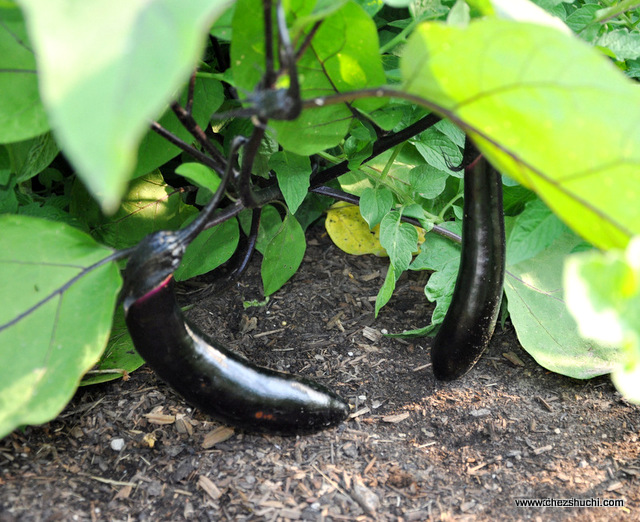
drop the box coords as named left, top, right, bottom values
left=1, top=226, right=638, bottom=521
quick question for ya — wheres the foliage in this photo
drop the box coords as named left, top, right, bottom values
left=1, top=0, right=640, bottom=437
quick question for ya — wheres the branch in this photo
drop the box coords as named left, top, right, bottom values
left=310, top=112, right=441, bottom=187
left=150, top=121, right=225, bottom=176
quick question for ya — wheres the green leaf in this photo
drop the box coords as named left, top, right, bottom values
left=596, top=29, right=640, bottom=61
left=375, top=263, right=397, bottom=317
left=0, top=214, right=121, bottom=438
left=231, top=0, right=386, bottom=155
left=564, top=237, right=640, bottom=401
left=491, top=0, right=573, bottom=33
left=5, top=132, right=58, bottom=183
left=409, top=164, right=449, bottom=199
left=261, top=212, right=306, bottom=296
left=83, top=171, right=198, bottom=249
left=268, top=150, right=311, bottom=214
left=402, top=19, right=640, bottom=250
left=506, top=197, right=568, bottom=266
left=379, top=211, right=418, bottom=273
left=80, top=307, right=144, bottom=386
left=360, top=187, right=394, bottom=229
left=174, top=216, right=239, bottom=281
left=411, top=221, right=461, bottom=271
left=16, top=0, right=229, bottom=212
left=504, top=231, right=618, bottom=379
left=238, top=205, right=283, bottom=255
left=411, top=127, right=462, bottom=176
left=174, top=162, right=222, bottom=194
left=0, top=6, right=49, bottom=143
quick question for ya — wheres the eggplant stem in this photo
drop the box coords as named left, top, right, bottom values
left=178, top=135, right=247, bottom=247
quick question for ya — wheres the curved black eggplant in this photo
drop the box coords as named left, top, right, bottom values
left=431, top=156, right=505, bottom=381
left=121, top=231, right=349, bottom=435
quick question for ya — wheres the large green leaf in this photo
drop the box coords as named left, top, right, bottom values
left=76, top=171, right=198, bottom=250
left=231, top=0, right=385, bottom=154
left=16, top=0, right=229, bottom=212
left=402, top=19, right=640, bottom=250
left=0, top=6, right=49, bottom=143
left=0, top=215, right=121, bottom=438
left=505, top=231, right=619, bottom=379
left=564, top=237, right=640, bottom=401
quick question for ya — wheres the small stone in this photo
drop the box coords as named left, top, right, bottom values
left=110, top=438, right=125, bottom=451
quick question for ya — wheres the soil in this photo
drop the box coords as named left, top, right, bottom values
left=1, top=226, right=639, bottom=521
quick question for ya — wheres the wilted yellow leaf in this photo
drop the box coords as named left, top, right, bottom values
left=325, top=204, right=387, bottom=256
left=325, top=204, right=425, bottom=257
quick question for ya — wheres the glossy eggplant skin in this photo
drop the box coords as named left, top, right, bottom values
left=431, top=157, right=505, bottom=381
left=122, top=237, right=349, bottom=434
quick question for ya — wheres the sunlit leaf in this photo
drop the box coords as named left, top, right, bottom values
left=231, top=0, right=385, bottom=154
left=83, top=171, right=198, bottom=249
left=505, top=231, right=618, bottom=379
left=0, top=6, right=49, bottom=142
left=0, top=215, right=121, bottom=438
left=402, top=19, right=640, bottom=250
left=16, top=0, right=229, bottom=212
left=565, top=237, right=640, bottom=400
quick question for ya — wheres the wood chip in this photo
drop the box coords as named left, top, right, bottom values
left=382, top=412, right=410, bottom=423
left=112, top=485, right=132, bottom=501
left=363, top=456, right=377, bottom=476
left=198, top=475, right=222, bottom=500
left=360, top=271, right=381, bottom=282
left=607, top=481, right=624, bottom=491
left=175, top=414, right=193, bottom=435
left=202, top=426, right=235, bottom=449
left=351, top=475, right=380, bottom=517
left=362, top=326, right=382, bottom=342
left=144, top=413, right=176, bottom=425
left=536, top=397, right=554, bottom=412
left=467, top=462, right=487, bottom=474
left=503, top=351, right=525, bottom=366
left=349, top=407, right=370, bottom=419
left=533, top=444, right=553, bottom=455
left=253, top=328, right=285, bottom=338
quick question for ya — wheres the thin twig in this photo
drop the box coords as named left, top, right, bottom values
left=150, top=121, right=225, bottom=176
left=171, top=102, right=228, bottom=170
left=237, top=125, right=265, bottom=208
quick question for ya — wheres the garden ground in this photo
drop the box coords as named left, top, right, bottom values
left=1, top=226, right=638, bottom=521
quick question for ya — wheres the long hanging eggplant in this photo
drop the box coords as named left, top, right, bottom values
left=119, top=139, right=349, bottom=435
left=121, top=230, right=349, bottom=435
left=430, top=155, right=506, bottom=381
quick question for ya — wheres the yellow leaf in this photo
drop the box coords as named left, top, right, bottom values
left=325, top=204, right=387, bottom=257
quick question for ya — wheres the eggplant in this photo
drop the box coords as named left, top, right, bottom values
left=121, top=231, right=349, bottom=435
left=430, top=156, right=506, bottom=380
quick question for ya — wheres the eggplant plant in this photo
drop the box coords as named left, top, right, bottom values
left=2, top=0, right=640, bottom=438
